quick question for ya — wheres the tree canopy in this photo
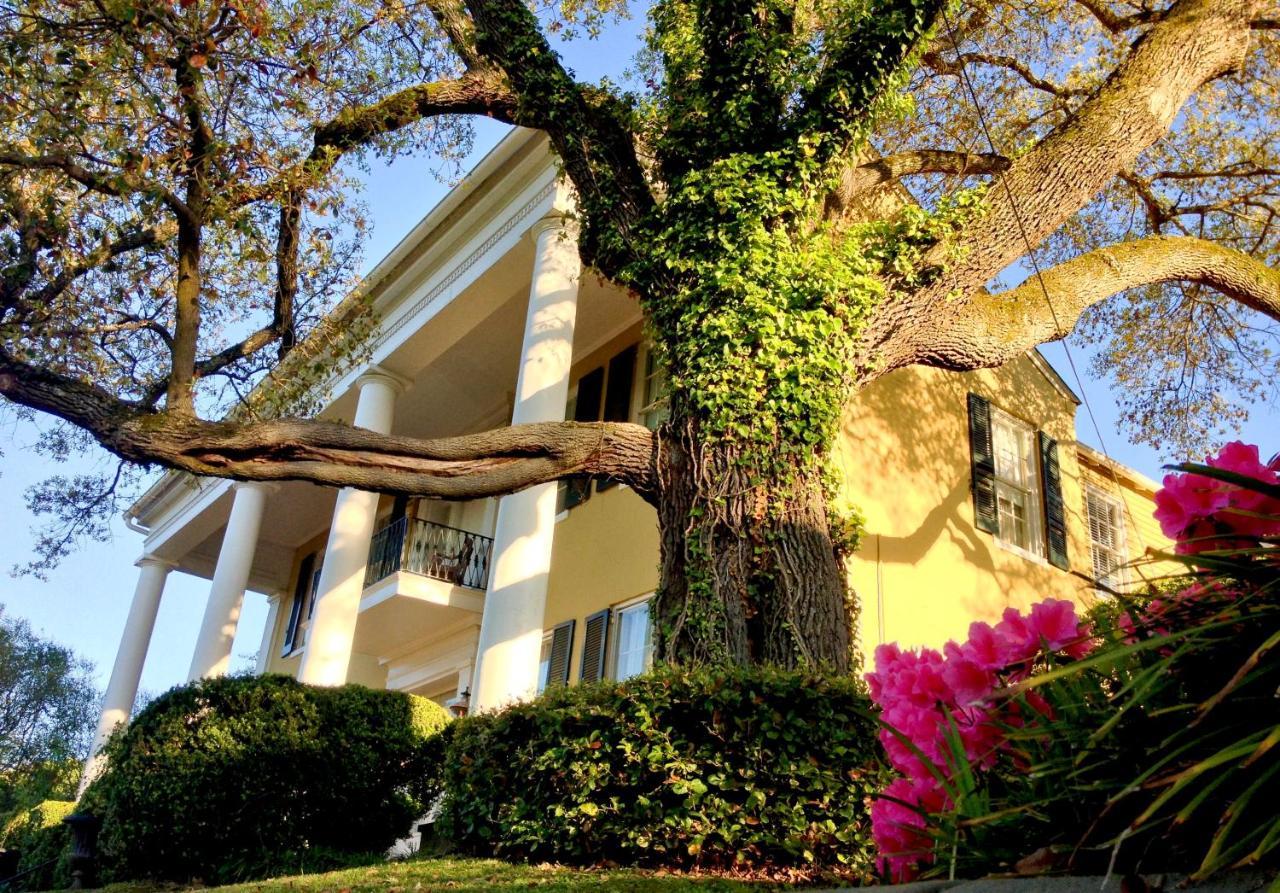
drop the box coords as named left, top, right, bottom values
left=0, top=0, right=1276, bottom=666
left=0, top=607, right=97, bottom=811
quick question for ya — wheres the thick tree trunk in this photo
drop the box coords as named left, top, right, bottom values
left=652, top=417, right=855, bottom=673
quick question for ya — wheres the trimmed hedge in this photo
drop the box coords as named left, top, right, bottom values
left=82, top=675, right=450, bottom=885
left=0, top=799, right=74, bottom=891
left=438, top=666, right=884, bottom=878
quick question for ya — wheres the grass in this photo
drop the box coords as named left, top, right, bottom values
left=78, top=856, right=784, bottom=893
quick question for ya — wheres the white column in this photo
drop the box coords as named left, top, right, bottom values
left=297, top=369, right=403, bottom=686
left=79, top=556, right=171, bottom=796
left=255, top=593, right=283, bottom=674
left=188, top=481, right=273, bottom=681
left=472, top=215, right=580, bottom=712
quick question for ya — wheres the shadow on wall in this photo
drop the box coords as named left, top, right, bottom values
left=837, top=359, right=1094, bottom=652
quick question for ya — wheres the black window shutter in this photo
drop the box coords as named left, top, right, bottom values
left=598, top=346, right=637, bottom=491
left=1038, top=431, right=1070, bottom=570
left=579, top=609, right=611, bottom=684
left=306, top=562, right=323, bottom=618
left=281, top=552, right=314, bottom=655
left=967, top=393, right=999, bottom=535
left=546, top=620, right=575, bottom=689
left=564, top=367, right=604, bottom=509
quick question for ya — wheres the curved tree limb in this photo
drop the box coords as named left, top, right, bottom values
left=462, top=0, right=655, bottom=275
left=231, top=71, right=518, bottom=207
left=911, top=235, right=1280, bottom=371
left=864, top=0, right=1265, bottom=371
left=0, top=352, right=659, bottom=502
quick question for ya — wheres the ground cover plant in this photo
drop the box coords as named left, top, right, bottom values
left=868, top=441, right=1280, bottom=881
left=81, top=675, right=451, bottom=885
left=439, top=665, right=883, bottom=882
left=48, top=856, right=772, bottom=893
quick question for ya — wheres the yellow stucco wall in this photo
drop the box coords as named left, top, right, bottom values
left=837, top=356, right=1097, bottom=655
left=544, top=484, right=660, bottom=683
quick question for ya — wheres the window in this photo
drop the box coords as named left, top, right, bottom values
left=1085, top=486, right=1126, bottom=590
left=610, top=596, right=654, bottom=681
left=639, top=348, right=669, bottom=431
left=990, top=408, right=1044, bottom=557
left=537, top=633, right=554, bottom=694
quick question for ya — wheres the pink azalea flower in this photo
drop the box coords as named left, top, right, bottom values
left=1027, top=598, right=1082, bottom=652
left=959, top=621, right=1004, bottom=670
left=940, top=656, right=994, bottom=707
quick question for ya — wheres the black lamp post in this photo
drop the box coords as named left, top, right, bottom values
left=61, top=813, right=102, bottom=890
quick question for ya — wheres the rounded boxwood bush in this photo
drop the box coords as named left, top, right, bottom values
left=82, top=674, right=450, bottom=884
left=438, top=665, right=885, bottom=879
left=0, top=799, right=74, bottom=891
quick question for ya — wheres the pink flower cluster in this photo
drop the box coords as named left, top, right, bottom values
left=865, top=599, right=1094, bottom=881
left=1153, top=442, right=1280, bottom=554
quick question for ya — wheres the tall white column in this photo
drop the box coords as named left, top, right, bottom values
left=297, top=369, right=403, bottom=686
left=188, top=481, right=273, bottom=681
left=473, top=215, right=580, bottom=712
left=79, top=556, right=171, bottom=796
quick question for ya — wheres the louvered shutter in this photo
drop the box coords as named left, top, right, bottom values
left=564, top=367, right=604, bottom=509
left=546, top=620, right=575, bottom=689
left=967, top=393, right=999, bottom=534
left=579, top=609, right=611, bottom=683
left=597, top=346, right=637, bottom=492
left=1038, top=431, right=1070, bottom=570
left=306, top=561, right=324, bottom=618
left=281, top=552, right=315, bottom=655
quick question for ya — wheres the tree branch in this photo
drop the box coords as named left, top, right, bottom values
left=824, top=149, right=1009, bottom=217
left=0, top=352, right=660, bottom=501
left=232, top=72, right=517, bottom=207
left=1070, top=0, right=1163, bottom=34
left=463, top=0, right=655, bottom=275
left=911, top=235, right=1280, bottom=370
left=921, top=49, right=1085, bottom=96
left=865, top=0, right=1264, bottom=370
left=0, top=151, right=195, bottom=226
left=30, top=223, right=175, bottom=305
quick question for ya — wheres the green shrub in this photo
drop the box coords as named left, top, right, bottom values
left=439, top=665, right=884, bottom=879
left=0, top=799, right=74, bottom=890
left=81, top=674, right=450, bottom=885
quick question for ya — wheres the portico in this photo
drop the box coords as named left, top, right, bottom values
left=84, top=129, right=646, bottom=779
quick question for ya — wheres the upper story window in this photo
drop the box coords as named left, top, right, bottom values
left=1084, top=485, right=1127, bottom=590
left=967, top=393, right=1070, bottom=571
left=638, top=348, right=670, bottom=431
left=991, top=408, right=1044, bottom=557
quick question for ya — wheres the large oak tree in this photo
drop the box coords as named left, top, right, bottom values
left=1, top=0, right=1277, bottom=671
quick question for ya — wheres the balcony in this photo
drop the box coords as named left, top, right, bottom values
left=365, top=517, right=494, bottom=590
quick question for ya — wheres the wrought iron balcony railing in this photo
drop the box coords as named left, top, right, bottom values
left=364, top=516, right=493, bottom=591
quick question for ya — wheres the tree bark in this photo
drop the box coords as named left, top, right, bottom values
left=652, top=416, right=854, bottom=672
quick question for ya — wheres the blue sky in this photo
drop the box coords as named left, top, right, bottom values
left=1, top=13, right=1276, bottom=699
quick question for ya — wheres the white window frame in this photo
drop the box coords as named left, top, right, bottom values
left=536, top=631, right=555, bottom=694
left=609, top=593, right=655, bottom=681
left=633, top=343, right=670, bottom=432
left=1084, top=484, right=1128, bottom=591
left=989, top=407, right=1046, bottom=563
